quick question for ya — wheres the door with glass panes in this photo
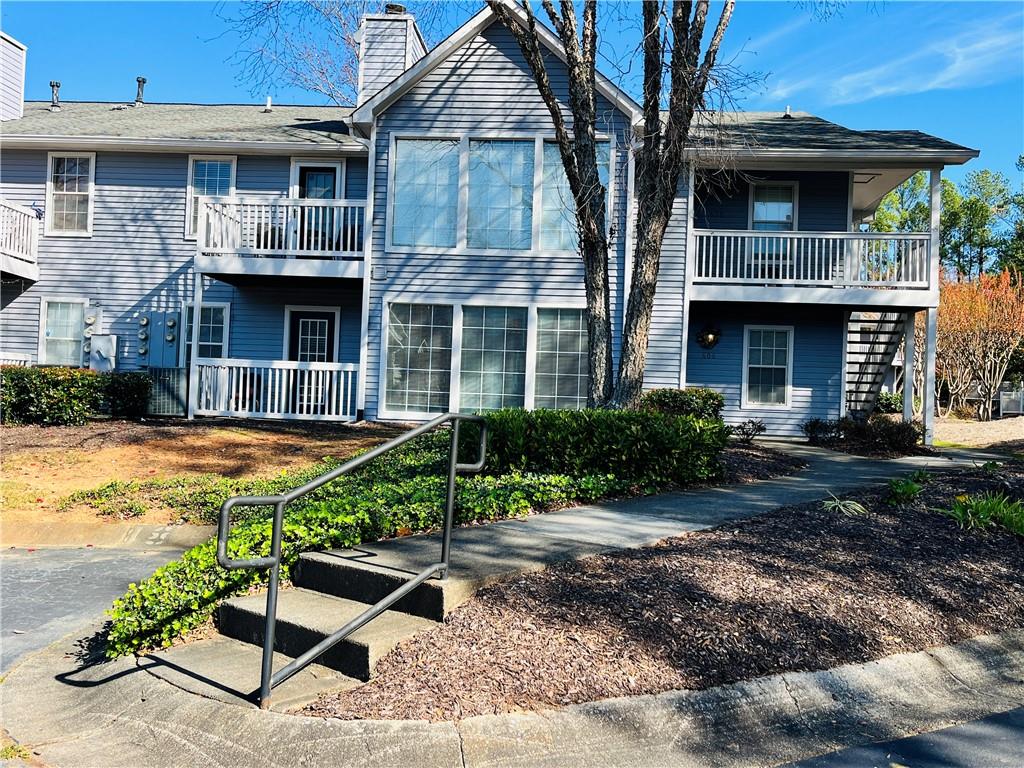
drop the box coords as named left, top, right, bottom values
left=287, top=310, right=336, bottom=414
left=297, top=166, right=338, bottom=255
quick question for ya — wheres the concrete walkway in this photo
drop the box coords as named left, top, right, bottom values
left=1, top=444, right=1018, bottom=767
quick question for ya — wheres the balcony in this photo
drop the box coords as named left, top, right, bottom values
left=690, top=230, right=935, bottom=306
left=192, top=357, right=359, bottom=421
left=194, top=196, right=366, bottom=280
left=1, top=200, right=40, bottom=283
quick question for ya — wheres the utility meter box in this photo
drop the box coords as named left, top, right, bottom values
left=89, top=334, right=118, bottom=372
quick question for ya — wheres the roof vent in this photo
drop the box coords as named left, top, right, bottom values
left=263, top=96, right=272, bottom=113
left=49, top=80, right=61, bottom=112
left=783, top=105, right=793, bottom=119
left=135, top=76, right=147, bottom=106
left=385, top=3, right=406, bottom=14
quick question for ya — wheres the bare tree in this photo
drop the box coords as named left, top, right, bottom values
left=488, top=0, right=734, bottom=407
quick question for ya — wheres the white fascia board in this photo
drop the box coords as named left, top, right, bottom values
left=1, top=135, right=370, bottom=155
left=689, top=147, right=979, bottom=166
left=351, top=1, right=642, bottom=129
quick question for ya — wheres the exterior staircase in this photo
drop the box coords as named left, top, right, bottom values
left=845, top=311, right=906, bottom=417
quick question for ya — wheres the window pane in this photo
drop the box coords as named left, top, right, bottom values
left=49, top=155, right=92, bottom=233
left=467, top=140, right=534, bottom=250
left=752, top=185, right=794, bottom=230
left=386, top=303, right=453, bottom=413
left=43, top=301, right=85, bottom=366
left=540, top=142, right=610, bottom=251
left=392, top=140, right=459, bottom=248
left=535, top=308, right=588, bottom=410
left=185, top=305, right=227, bottom=362
left=190, top=159, right=234, bottom=234
left=459, top=306, right=528, bottom=411
left=746, top=327, right=789, bottom=405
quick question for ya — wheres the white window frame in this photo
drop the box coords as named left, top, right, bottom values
left=741, top=324, right=794, bottom=410
left=44, top=152, right=96, bottom=237
left=747, top=181, right=799, bottom=230
left=288, top=159, right=346, bottom=200
left=180, top=301, right=231, bottom=363
left=384, top=131, right=616, bottom=258
left=37, top=296, right=89, bottom=366
left=184, top=155, right=237, bottom=239
left=282, top=305, right=342, bottom=361
left=376, top=293, right=587, bottom=421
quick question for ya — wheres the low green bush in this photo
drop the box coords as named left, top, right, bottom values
left=886, top=477, right=923, bottom=506
left=732, top=418, right=767, bottom=444
left=801, top=415, right=922, bottom=455
left=102, top=371, right=152, bottom=419
left=0, top=366, right=104, bottom=426
left=481, top=408, right=729, bottom=489
left=638, top=387, right=725, bottom=420
left=875, top=392, right=903, bottom=414
left=944, top=492, right=1024, bottom=535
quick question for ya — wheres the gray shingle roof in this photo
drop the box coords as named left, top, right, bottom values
left=690, top=111, right=977, bottom=156
left=1, top=101, right=361, bottom=147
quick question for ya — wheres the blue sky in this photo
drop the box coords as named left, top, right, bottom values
left=2, top=1, right=1020, bottom=186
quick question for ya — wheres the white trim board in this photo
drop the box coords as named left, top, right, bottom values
left=44, top=151, right=96, bottom=237
left=184, top=154, right=237, bottom=239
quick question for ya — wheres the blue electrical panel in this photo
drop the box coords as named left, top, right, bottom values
left=138, top=310, right=182, bottom=368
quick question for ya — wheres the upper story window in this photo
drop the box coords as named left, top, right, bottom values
left=389, top=136, right=612, bottom=254
left=540, top=142, right=610, bottom=251
left=39, top=297, right=87, bottom=366
left=468, top=140, right=535, bottom=250
left=46, top=153, right=95, bottom=236
left=751, top=184, right=796, bottom=231
left=392, top=139, right=459, bottom=247
left=187, top=156, right=236, bottom=237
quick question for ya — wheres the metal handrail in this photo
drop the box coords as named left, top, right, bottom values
left=216, top=412, right=487, bottom=709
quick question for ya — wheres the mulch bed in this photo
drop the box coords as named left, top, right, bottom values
left=718, top=442, right=807, bottom=483
left=306, top=461, right=1024, bottom=722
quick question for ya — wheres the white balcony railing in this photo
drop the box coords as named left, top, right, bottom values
left=194, top=357, right=358, bottom=421
left=692, top=230, right=932, bottom=289
left=1, top=200, right=39, bottom=268
left=197, top=197, right=365, bottom=260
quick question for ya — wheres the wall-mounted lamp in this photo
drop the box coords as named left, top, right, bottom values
left=696, top=326, right=721, bottom=349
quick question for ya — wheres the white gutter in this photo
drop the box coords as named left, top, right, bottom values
left=0, top=134, right=370, bottom=155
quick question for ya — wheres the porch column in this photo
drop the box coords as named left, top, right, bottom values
left=902, top=311, right=916, bottom=423
left=929, top=167, right=941, bottom=293
left=923, top=307, right=937, bottom=445
left=186, top=271, right=203, bottom=420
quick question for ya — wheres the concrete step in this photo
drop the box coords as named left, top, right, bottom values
left=216, top=587, right=435, bottom=681
left=142, top=635, right=358, bottom=712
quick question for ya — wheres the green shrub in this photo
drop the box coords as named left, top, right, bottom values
left=105, top=466, right=626, bottom=656
left=945, top=492, right=1024, bottom=535
left=822, top=493, right=869, bottom=516
left=0, top=366, right=103, bottom=426
left=875, top=392, right=903, bottom=414
left=732, top=418, right=767, bottom=444
left=638, top=387, right=725, bottom=420
left=886, top=477, right=923, bottom=506
left=801, top=415, right=922, bottom=455
left=102, top=371, right=152, bottom=419
left=481, top=408, right=729, bottom=489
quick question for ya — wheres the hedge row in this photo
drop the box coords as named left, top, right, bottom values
left=0, top=366, right=151, bottom=425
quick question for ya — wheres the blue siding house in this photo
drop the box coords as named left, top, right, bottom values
left=0, top=3, right=978, bottom=442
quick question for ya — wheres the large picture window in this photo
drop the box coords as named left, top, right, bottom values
left=467, top=140, right=534, bottom=250
left=540, top=141, right=610, bottom=251
left=40, top=298, right=86, bottom=366
left=535, top=308, right=588, bottom=410
left=385, top=303, right=453, bottom=413
left=459, top=306, right=527, bottom=411
left=743, top=326, right=792, bottom=407
left=391, top=139, right=460, bottom=248
left=46, top=153, right=94, bottom=235
left=187, top=156, right=236, bottom=236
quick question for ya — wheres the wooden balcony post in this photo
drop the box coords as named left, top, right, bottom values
left=186, top=273, right=204, bottom=420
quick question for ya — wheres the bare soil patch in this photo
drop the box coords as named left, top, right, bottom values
left=1, top=419, right=402, bottom=526
left=307, top=461, right=1024, bottom=722
left=935, top=415, right=1024, bottom=454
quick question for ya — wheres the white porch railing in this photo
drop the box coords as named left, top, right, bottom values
left=194, top=357, right=359, bottom=421
left=692, top=230, right=931, bottom=289
left=198, top=197, right=365, bottom=260
left=1, top=200, right=39, bottom=268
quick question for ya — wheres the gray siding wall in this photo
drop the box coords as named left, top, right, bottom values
left=694, top=170, right=850, bottom=231
left=0, top=34, right=25, bottom=122
left=0, top=149, right=364, bottom=369
left=364, top=20, right=633, bottom=419
left=686, top=302, right=845, bottom=435
left=358, top=16, right=423, bottom=104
